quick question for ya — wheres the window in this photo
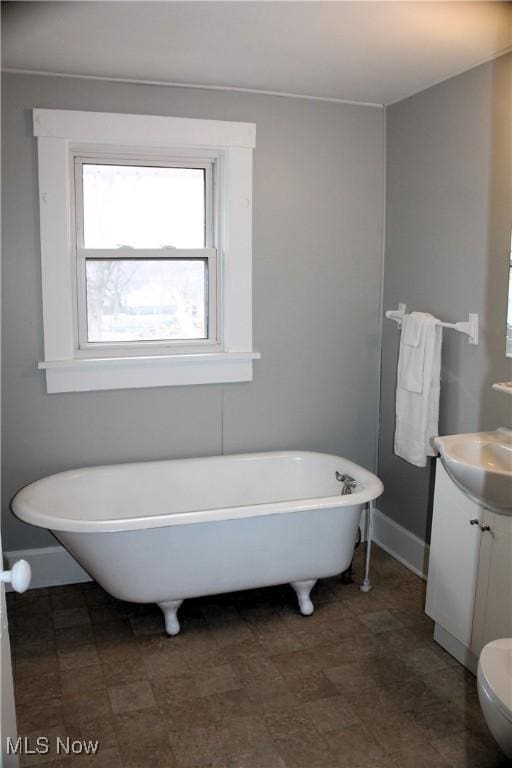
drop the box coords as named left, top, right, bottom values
left=34, top=109, right=259, bottom=392
left=75, top=157, right=216, bottom=351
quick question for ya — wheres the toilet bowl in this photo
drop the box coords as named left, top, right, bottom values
left=477, top=638, right=512, bottom=758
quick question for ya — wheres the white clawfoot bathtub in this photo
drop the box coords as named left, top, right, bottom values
left=12, top=451, right=383, bottom=635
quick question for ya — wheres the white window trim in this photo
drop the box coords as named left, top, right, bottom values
left=34, top=108, right=259, bottom=393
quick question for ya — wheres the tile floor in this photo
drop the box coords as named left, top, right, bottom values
left=7, top=545, right=509, bottom=768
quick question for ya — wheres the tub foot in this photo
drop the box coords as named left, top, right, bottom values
left=158, top=599, right=183, bottom=636
left=291, top=579, right=317, bottom=616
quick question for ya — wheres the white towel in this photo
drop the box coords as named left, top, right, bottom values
left=399, top=313, right=426, bottom=393
left=394, top=312, right=442, bottom=467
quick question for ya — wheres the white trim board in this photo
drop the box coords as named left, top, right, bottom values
left=372, top=507, right=430, bottom=580
left=433, top=624, right=477, bottom=675
left=3, top=546, right=91, bottom=591
left=34, top=108, right=256, bottom=147
left=4, top=69, right=383, bottom=109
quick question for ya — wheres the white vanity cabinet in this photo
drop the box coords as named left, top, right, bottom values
left=426, top=462, right=512, bottom=671
left=471, top=509, right=512, bottom=654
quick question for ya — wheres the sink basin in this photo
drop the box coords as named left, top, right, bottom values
left=434, top=430, right=512, bottom=514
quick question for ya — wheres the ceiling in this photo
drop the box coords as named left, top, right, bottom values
left=2, top=1, right=511, bottom=106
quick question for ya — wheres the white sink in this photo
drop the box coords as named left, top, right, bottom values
left=434, top=430, right=512, bottom=514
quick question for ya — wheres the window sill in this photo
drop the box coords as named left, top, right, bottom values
left=38, top=352, right=261, bottom=393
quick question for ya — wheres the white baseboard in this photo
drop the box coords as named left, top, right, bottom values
left=4, top=545, right=91, bottom=591
left=433, top=623, right=477, bottom=674
left=372, top=507, right=429, bottom=580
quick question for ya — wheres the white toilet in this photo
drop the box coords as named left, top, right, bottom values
left=477, top=638, right=512, bottom=759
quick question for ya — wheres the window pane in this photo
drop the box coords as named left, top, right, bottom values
left=85, top=260, right=207, bottom=343
left=82, top=164, right=206, bottom=248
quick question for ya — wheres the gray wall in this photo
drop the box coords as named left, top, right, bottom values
left=2, top=73, right=385, bottom=550
left=378, top=54, right=512, bottom=542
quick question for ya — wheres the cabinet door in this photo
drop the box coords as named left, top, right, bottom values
left=425, top=462, right=483, bottom=646
left=471, top=510, right=512, bottom=656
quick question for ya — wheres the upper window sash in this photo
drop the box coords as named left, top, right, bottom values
left=73, top=155, right=215, bottom=251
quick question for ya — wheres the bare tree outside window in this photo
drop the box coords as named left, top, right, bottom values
left=86, top=260, right=207, bottom=342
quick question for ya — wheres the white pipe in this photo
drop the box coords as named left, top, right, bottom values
left=360, top=501, right=374, bottom=592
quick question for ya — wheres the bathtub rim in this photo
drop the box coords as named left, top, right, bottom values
left=11, top=450, right=384, bottom=534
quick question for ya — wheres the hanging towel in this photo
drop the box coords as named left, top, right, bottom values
left=394, top=312, right=442, bottom=467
